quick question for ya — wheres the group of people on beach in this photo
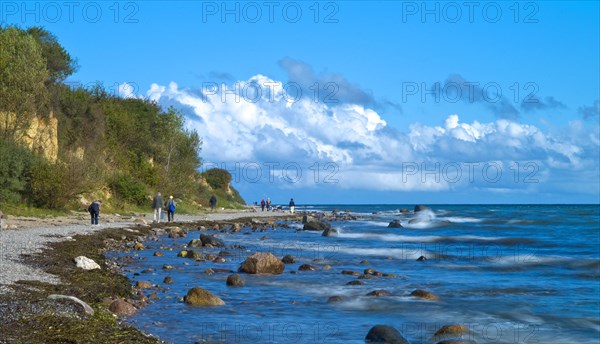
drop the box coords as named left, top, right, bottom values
left=86, top=192, right=218, bottom=225
left=151, top=192, right=177, bottom=223
left=259, top=197, right=295, bottom=213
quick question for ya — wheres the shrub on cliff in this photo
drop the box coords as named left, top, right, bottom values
left=0, top=139, right=40, bottom=203
left=110, top=174, right=147, bottom=206
left=202, top=168, right=232, bottom=190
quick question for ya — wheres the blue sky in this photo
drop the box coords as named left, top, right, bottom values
left=3, top=1, right=599, bottom=204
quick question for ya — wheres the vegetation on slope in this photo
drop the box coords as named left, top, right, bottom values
left=0, top=25, right=245, bottom=213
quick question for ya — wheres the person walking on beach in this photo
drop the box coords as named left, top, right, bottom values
left=88, top=200, right=101, bottom=225
left=289, top=198, right=295, bottom=214
left=260, top=199, right=266, bottom=212
left=266, top=197, right=271, bottom=211
left=209, top=195, right=217, bottom=211
left=153, top=192, right=163, bottom=223
left=166, top=196, right=176, bottom=222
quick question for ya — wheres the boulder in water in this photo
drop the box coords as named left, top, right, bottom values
left=188, top=239, right=203, bottom=248
left=302, top=215, right=315, bottom=224
left=322, top=226, right=339, bottom=237
left=327, top=296, right=344, bottom=303
left=135, top=281, right=152, bottom=289
left=410, top=289, right=439, bottom=300
left=341, top=270, right=360, bottom=276
left=432, top=325, right=471, bottom=343
left=387, top=220, right=403, bottom=228
left=298, top=264, right=318, bottom=271
left=282, top=255, right=295, bottom=264
left=187, top=250, right=205, bottom=260
left=414, top=205, right=431, bottom=213
left=366, top=289, right=392, bottom=297
left=184, top=287, right=225, bottom=306
left=226, top=274, right=245, bottom=287
left=200, top=234, right=225, bottom=247
left=239, top=252, right=285, bottom=274
left=346, top=280, right=364, bottom=286
left=303, top=220, right=331, bottom=232
left=365, top=325, right=410, bottom=344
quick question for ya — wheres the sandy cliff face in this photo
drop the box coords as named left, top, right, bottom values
left=0, top=111, right=59, bottom=162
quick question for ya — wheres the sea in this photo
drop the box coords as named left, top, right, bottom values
left=112, top=204, right=600, bottom=344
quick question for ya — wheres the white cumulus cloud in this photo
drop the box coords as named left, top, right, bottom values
left=143, top=75, right=599, bottom=196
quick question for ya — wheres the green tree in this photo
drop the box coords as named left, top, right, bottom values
left=27, top=26, right=77, bottom=84
left=0, top=26, right=49, bottom=141
left=155, top=107, right=202, bottom=195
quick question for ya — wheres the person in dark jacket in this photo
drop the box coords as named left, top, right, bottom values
left=166, top=195, right=176, bottom=222
left=289, top=198, right=295, bottom=214
left=260, top=199, right=266, bottom=211
left=209, top=195, right=217, bottom=211
left=153, top=192, right=163, bottom=223
left=88, top=200, right=101, bottom=225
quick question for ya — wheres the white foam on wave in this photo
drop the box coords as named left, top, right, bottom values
left=441, top=216, right=483, bottom=223
left=339, top=232, right=442, bottom=243
left=402, top=221, right=444, bottom=229
left=487, top=254, right=570, bottom=266
left=336, top=246, right=430, bottom=260
left=339, top=232, right=504, bottom=243
left=414, top=209, right=437, bottom=220
left=289, top=223, right=304, bottom=230
left=356, top=220, right=390, bottom=227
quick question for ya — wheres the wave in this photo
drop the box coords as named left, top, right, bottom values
left=354, top=220, right=390, bottom=227
left=338, top=232, right=534, bottom=246
left=402, top=220, right=449, bottom=229
left=440, top=216, right=484, bottom=223
left=336, top=246, right=431, bottom=260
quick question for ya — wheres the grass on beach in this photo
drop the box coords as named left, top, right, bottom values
left=0, top=203, right=68, bottom=218
left=1, top=195, right=247, bottom=219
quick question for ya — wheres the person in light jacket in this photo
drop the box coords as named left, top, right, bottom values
left=153, top=192, right=163, bottom=223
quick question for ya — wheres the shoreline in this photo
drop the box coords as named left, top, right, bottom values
left=0, top=210, right=297, bottom=343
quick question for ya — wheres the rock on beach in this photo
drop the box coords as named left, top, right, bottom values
left=73, top=256, right=101, bottom=270
left=109, top=299, right=137, bottom=316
